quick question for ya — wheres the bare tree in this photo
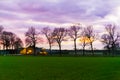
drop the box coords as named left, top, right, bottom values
left=79, top=28, right=89, bottom=56
left=101, top=34, right=111, bottom=55
left=84, top=26, right=95, bottom=55
left=0, top=26, right=4, bottom=49
left=41, top=27, right=54, bottom=55
left=101, top=24, right=120, bottom=56
left=1, top=31, right=11, bottom=50
left=1, top=31, right=22, bottom=53
left=52, top=27, right=67, bottom=55
left=14, top=37, right=23, bottom=49
left=0, top=26, right=23, bottom=54
left=9, top=32, right=16, bottom=50
left=14, top=37, right=23, bottom=54
left=1, top=31, right=17, bottom=54
left=68, top=24, right=81, bottom=55
left=25, top=27, right=39, bottom=55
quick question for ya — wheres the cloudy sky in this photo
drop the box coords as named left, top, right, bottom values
left=0, top=0, right=120, bottom=49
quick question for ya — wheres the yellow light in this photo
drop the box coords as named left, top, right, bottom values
left=79, top=36, right=94, bottom=43
left=28, top=50, right=32, bottom=53
left=43, top=52, right=47, bottom=55
left=20, top=48, right=26, bottom=54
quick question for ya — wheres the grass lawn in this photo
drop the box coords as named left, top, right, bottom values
left=0, top=56, right=120, bottom=80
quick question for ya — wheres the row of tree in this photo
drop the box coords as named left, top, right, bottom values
left=0, top=26, right=23, bottom=53
left=0, top=23, right=119, bottom=56
left=41, top=24, right=96, bottom=55
left=25, top=23, right=120, bottom=56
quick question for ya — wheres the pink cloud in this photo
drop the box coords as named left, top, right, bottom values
left=0, top=0, right=120, bottom=49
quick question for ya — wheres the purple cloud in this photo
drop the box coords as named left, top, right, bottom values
left=0, top=0, right=120, bottom=49
left=0, top=0, right=120, bottom=23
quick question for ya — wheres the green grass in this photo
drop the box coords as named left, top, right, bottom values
left=0, top=56, right=120, bottom=80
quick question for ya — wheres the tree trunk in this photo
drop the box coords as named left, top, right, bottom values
left=58, top=43, right=62, bottom=56
left=112, top=47, right=114, bottom=56
left=49, top=43, right=52, bottom=55
left=74, top=39, right=77, bottom=55
left=33, top=41, right=36, bottom=56
left=90, top=42, right=94, bottom=56
left=106, top=46, right=111, bottom=56
left=6, top=46, right=8, bottom=55
left=112, top=44, right=115, bottom=56
left=82, top=46, right=85, bottom=56
left=33, top=45, right=36, bottom=56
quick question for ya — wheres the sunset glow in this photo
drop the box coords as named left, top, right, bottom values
left=79, top=37, right=94, bottom=44
left=0, top=0, right=120, bottom=49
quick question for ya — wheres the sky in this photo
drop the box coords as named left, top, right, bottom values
left=0, top=0, right=120, bottom=49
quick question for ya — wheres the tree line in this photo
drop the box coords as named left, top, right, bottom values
left=0, top=23, right=119, bottom=56
left=0, top=26, right=23, bottom=54
left=25, top=23, right=120, bottom=56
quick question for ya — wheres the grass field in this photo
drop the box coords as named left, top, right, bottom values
left=0, top=56, right=120, bottom=80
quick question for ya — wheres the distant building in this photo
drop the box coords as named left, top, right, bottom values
left=20, top=46, right=48, bottom=55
